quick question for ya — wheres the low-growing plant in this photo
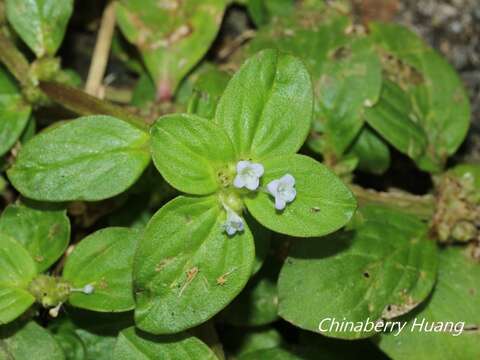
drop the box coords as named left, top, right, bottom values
left=0, top=0, right=478, bottom=359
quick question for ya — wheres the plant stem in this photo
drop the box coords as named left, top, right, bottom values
left=0, top=31, right=31, bottom=87
left=104, top=85, right=133, bottom=103
left=350, top=184, right=435, bottom=220
left=39, top=81, right=149, bottom=131
left=85, top=1, right=116, bottom=97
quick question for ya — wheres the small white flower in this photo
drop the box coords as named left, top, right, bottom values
left=49, top=303, right=62, bottom=318
left=82, top=284, right=95, bottom=295
left=233, top=160, right=264, bottom=191
left=223, top=206, right=244, bottom=236
left=267, top=174, right=297, bottom=210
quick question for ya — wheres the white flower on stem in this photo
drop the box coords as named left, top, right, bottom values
left=223, top=206, right=244, bottom=236
left=233, top=160, right=264, bottom=191
left=82, top=284, right=95, bottom=295
left=71, top=284, right=95, bottom=295
left=267, top=174, right=297, bottom=210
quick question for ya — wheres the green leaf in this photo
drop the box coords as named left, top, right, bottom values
left=0, top=321, right=65, bottom=360
left=175, top=62, right=227, bottom=108
left=377, top=247, right=480, bottom=359
left=113, top=327, right=217, bottom=359
left=116, top=0, right=226, bottom=97
left=131, top=72, right=156, bottom=108
left=370, top=22, right=470, bottom=172
left=246, top=0, right=295, bottom=26
left=215, top=49, right=313, bottom=159
left=63, top=227, right=140, bottom=312
left=348, top=127, right=390, bottom=175
left=8, top=115, right=151, bottom=202
left=5, top=0, right=73, bottom=57
left=0, top=202, right=70, bottom=272
left=224, top=328, right=284, bottom=357
left=317, top=37, right=382, bottom=155
left=187, top=65, right=231, bottom=119
left=0, top=234, right=36, bottom=325
left=246, top=13, right=369, bottom=158
left=134, top=195, right=255, bottom=334
left=0, top=66, right=32, bottom=156
left=278, top=205, right=437, bottom=339
left=364, top=80, right=427, bottom=160
left=75, top=329, right=117, bottom=360
left=245, top=154, right=356, bottom=237
left=222, top=258, right=279, bottom=326
left=49, top=311, right=134, bottom=360
left=450, top=163, right=480, bottom=189
left=246, top=11, right=349, bottom=72
left=52, top=330, right=86, bottom=360
left=150, top=114, right=236, bottom=195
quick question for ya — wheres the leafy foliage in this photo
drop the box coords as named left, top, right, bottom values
left=0, top=321, right=64, bottom=360
left=5, top=0, right=74, bottom=57
left=0, top=66, right=31, bottom=156
left=0, top=1, right=477, bottom=359
left=278, top=205, right=437, bottom=339
left=116, top=0, right=226, bottom=98
left=215, top=49, right=313, bottom=159
left=0, top=202, right=70, bottom=272
left=63, top=228, right=140, bottom=312
left=0, top=234, right=36, bottom=325
left=134, top=195, right=255, bottom=334
left=113, top=327, right=217, bottom=360
left=150, top=114, right=236, bottom=195
left=378, top=248, right=480, bottom=359
left=370, top=22, right=470, bottom=172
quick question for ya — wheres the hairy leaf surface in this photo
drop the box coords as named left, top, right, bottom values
left=278, top=205, right=437, bottom=339
left=134, top=195, right=255, bottom=334
left=8, top=116, right=150, bottom=201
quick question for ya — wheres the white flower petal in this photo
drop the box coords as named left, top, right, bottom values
left=267, top=174, right=297, bottom=210
left=251, top=163, right=264, bottom=177
left=82, top=284, right=95, bottom=295
left=234, top=160, right=264, bottom=191
left=284, top=188, right=297, bottom=202
left=282, top=174, right=295, bottom=186
left=245, top=176, right=259, bottom=191
left=225, top=226, right=236, bottom=236
left=237, top=220, right=244, bottom=232
left=237, top=160, right=250, bottom=172
left=223, top=206, right=244, bottom=236
left=275, top=197, right=286, bottom=210
left=267, top=179, right=280, bottom=195
left=233, top=175, right=245, bottom=188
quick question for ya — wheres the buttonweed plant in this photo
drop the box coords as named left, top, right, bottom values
left=0, top=0, right=478, bottom=359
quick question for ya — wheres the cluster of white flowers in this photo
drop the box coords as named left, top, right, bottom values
left=223, top=160, right=297, bottom=236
